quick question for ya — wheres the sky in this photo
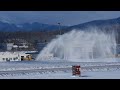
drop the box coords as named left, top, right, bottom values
left=0, top=11, right=120, bottom=26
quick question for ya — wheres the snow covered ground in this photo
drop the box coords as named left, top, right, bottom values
left=14, top=71, right=120, bottom=79
left=1, top=68, right=120, bottom=79
left=0, top=59, right=120, bottom=79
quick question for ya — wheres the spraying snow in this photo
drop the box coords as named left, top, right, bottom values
left=36, top=27, right=117, bottom=62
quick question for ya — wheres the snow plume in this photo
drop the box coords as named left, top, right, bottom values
left=36, top=27, right=117, bottom=62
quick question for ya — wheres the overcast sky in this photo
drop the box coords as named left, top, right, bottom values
left=0, top=11, right=120, bottom=26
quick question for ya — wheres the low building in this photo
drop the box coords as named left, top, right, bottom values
left=0, top=52, right=32, bottom=62
left=0, top=43, right=14, bottom=51
left=13, top=43, right=29, bottom=50
left=0, top=42, right=30, bottom=51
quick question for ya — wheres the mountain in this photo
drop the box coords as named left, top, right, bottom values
left=1, top=17, right=120, bottom=32
left=20, top=22, right=68, bottom=32
left=0, top=21, right=68, bottom=32
left=65, top=17, right=120, bottom=32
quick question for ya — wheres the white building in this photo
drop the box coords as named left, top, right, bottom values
left=0, top=42, right=29, bottom=51
left=1, top=43, right=14, bottom=51
left=0, top=52, right=32, bottom=62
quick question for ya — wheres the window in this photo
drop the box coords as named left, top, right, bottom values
left=2, top=58, right=5, bottom=60
left=6, top=58, right=10, bottom=61
left=9, top=58, right=12, bottom=60
left=13, top=58, right=16, bottom=60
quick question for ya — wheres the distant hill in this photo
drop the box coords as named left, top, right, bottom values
left=65, top=17, right=120, bottom=32
left=1, top=17, right=120, bottom=33
left=0, top=21, right=68, bottom=32
left=1, top=17, right=120, bottom=45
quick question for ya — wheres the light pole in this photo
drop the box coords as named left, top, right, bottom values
left=58, top=23, right=61, bottom=35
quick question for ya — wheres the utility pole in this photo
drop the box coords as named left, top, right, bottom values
left=58, top=23, right=61, bottom=35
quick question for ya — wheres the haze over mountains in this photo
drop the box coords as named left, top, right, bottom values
left=0, top=17, right=120, bottom=32
left=66, top=17, right=120, bottom=31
